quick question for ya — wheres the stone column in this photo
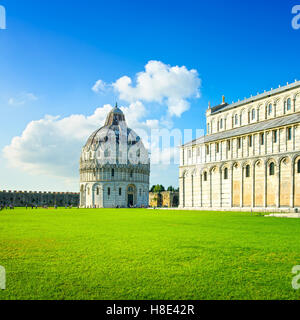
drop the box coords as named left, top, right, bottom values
left=220, top=169, right=222, bottom=208
left=264, top=162, right=267, bottom=208
left=210, top=170, right=212, bottom=207
left=252, top=163, right=255, bottom=208
left=230, top=165, right=233, bottom=208
left=220, top=141, right=223, bottom=161
left=191, top=175, right=194, bottom=208
left=293, top=126, right=297, bottom=151
left=240, top=166, right=244, bottom=208
left=278, top=129, right=281, bottom=154
left=92, top=186, right=95, bottom=208
left=290, top=161, right=295, bottom=208
left=200, top=174, right=203, bottom=207
left=180, top=177, right=185, bottom=208
left=276, top=164, right=280, bottom=208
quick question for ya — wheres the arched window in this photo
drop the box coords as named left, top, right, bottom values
left=96, top=187, right=99, bottom=196
left=227, top=140, right=231, bottom=151
left=224, top=168, right=228, bottom=180
left=245, top=165, right=250, bottom=178
left=108, top=187, right=111, bottom=196
left=297, top=160, right=300, bottom=174
left=287, top=127, right=292, bottom=141
left=235, top=114, right=238, bottom=125
left=248, top=135, right=253, bottom=147
left=206, top=145, right=210, bottom=155
left=269, top=162, right=275, bottom=176
left=252, top=109, right=255, bottom=120
left=287, top=98, right=291, bottom=111
left=207, top=123, right=210, bottom=134
left=237, top=137, right=241, bottom=149
left=273, top=130, right=278, bottom=143
left=130, top=171, right=133, bottom=178
left=216, top=143, right=219, bottom=153
left=203, top=172, right=207, bottom=181
left=268, top=104, right=273, bottom=115
left=112, top=169, right=115, bottom=177
left=119, top=188, right=122, bottom=196
left=220, top=119, right=223, bottom=129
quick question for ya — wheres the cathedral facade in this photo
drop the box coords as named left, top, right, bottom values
left=79, top=105, right=150, bottom=208
left=179, top=80, right=300, bottom=212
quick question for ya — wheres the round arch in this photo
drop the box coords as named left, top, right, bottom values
left=126, top=184, right=137, bottom=207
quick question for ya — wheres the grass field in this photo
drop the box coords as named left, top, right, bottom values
left=0, top=208, right=300, bottom=300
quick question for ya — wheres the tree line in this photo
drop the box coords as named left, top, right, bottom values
left=149, top=185, right=179, bottom=193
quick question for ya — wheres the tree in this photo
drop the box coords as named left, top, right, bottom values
left=153, top=184, right=165, bottom=193
left=150, top=185, right=156, bottom=192
left=167, top=186, right=175, bottom=192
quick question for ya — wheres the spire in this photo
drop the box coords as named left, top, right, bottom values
left=104, top=103, right=125, bottom=126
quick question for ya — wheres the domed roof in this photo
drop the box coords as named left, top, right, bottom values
left=82, top=105, right=147, bottom=163
left=104, top=105, right=126, bottom=126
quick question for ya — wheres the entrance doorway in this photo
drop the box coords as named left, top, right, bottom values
left=127, top=185, right=136, bottom=207
left=128, top=194, right=134, bottom=207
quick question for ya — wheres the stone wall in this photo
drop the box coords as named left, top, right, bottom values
left=149, top=191, right=179, bottom=208
left=0, top=190, right=79, bottom=207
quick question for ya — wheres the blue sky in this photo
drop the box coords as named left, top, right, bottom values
left=0, top=0, right=299, bottom=192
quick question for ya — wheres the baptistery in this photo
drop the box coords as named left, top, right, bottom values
left=80, top=105, right=150, bottom=208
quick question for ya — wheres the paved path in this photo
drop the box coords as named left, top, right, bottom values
left=265, top=213, right=300, bottom=218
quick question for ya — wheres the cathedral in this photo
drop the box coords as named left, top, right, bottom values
left=180, top=80, right=300, bottom=212
left=79, top=105, right=150, bottom=208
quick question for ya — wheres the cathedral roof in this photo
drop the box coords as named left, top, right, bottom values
left=183, top=112, right=300, bottom=146
left=210, top=80, right=300, bottom=115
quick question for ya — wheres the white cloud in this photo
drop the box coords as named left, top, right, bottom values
left=2, top=103, right=160, bottom=181
left=8, top=92, right=38, bottom=106
left=112, top=60, right=201, bottom=117
left=92, top=80, right=109, bottom=93
left=3, top=61, right=200, bottom=188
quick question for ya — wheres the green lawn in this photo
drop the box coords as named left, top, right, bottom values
left=0, top=208, right=300, bottom=300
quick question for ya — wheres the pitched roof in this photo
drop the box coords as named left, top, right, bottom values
left=210, top=80, right=300, bottom=115
left=183, top=112, right=300, bottom=146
